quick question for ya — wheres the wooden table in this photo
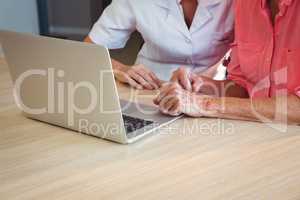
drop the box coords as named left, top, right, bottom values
left=1, top=57, right=300, bottom=200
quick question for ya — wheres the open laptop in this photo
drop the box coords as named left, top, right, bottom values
left=0, top=30, right=181, bottom=144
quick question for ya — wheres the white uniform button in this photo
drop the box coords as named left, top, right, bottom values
left=185, top=38, right=192, bottom=44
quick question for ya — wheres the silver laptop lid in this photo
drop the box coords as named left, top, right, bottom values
left=0, top=30, right=128, bottom=143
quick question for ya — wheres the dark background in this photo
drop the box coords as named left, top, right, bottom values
left=37, top=0, right=144, bottom=65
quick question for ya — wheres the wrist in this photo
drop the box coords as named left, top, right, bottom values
left=114, top=64, right=129, bottom=73
left=198, top=96, right=222, bottom=117
left=202, top=97, right=251, bottom=120
left=112, top=59, right=130, bottom=73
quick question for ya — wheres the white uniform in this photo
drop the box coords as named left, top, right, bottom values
left=89, top=0, right=234, bottom=81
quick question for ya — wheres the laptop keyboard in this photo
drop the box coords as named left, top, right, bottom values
left=122, top=115, right=154, bottom=134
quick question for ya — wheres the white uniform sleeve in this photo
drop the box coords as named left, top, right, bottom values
left=88, top=0, right=136, bottom=49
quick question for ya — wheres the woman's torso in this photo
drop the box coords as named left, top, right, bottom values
left=90, top=0, right=235, bottom=80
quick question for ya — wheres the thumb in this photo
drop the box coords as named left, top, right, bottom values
left=191, top=76, right=204, bottom=92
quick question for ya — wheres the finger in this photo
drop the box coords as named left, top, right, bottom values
left=179, top=70, right=192, bottom=91
left=154, top=87, right=170, bottom=105
left=190, top=74, right=204, bottom=92
left=149, top=72, right=163, bottom=88
left=136, top=70, right=158, bottom=89
left=129, top=71, right=153, bottom=90
left=164, top=97, right=179, bottom=112
left=154, top=89, right=169, bottom=105
left=170, top=71, right=179, bottom=83
left=136, top=65, right=161, bottom=88
left=115, top=70, right=143, bottom=89
left=114, top=70, right=129, bottom=83
left=154, top=84, right=177, bottom=105
left=168, top=101, right=181, bottom=116
left=153, top=83, right=172, bottom=105
left=192, top=79, right=203, bottom=92
left=161, top=82, right=173, bottom=88
left=159, top=96, right=173, bottom=115
left=125, top=74, right=143, bottom=90
left=159, top=97, right=181, bottom=116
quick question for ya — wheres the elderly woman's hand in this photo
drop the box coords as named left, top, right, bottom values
left=170, top=67, right=220, bottom=96
left=153, top=82, right=216, bottom=117
left=170, top=67, right=193, bottom=91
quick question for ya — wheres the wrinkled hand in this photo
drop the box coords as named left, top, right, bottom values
left=114, top=64, right=162, bottom=90
left=170, top=67, right=219, bottom=95
left=153, top=82, right=215, bottom=117
left=170, top=67, right=193, bottom=91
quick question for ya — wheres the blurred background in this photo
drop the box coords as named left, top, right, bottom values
left=0, top=0, right=144, bottom=65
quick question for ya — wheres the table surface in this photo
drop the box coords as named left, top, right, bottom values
left=1, top=57, right=300, bottom=200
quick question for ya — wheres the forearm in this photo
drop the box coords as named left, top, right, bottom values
left=199, top=79, right=249, bottom=98
left=111, top=59, right=129, bottom=72
left=205, top=95, right=300, bottom=125
left=219, top=80, right=249, bottom=98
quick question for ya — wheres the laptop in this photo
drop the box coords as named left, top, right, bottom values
left=0, top=30, right=181, bottom=144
